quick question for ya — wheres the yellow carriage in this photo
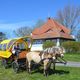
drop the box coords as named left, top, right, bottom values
left=0, top=36, right=32, bottom=72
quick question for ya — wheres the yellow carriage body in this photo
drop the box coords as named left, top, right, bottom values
left=0, top=36, right=32, bottom=59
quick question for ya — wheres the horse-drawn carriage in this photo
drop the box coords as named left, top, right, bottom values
left=0, top=36, right=67, bottom=76
left=0, top=36, right=32, bottom=73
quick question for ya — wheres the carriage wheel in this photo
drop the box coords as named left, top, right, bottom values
left=2, top=59, right=8, bottom=69
left=12, top=61, right=19, bottom=73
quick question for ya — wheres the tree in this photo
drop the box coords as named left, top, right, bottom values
left=14, top=19, right=45, bottom=37
left=0, top=32, right=7, bottom=41
left=55, top=5, right=80, bottom=34
left=76, top=29, right=80, bottom=41
left=34, top=19, right=45, bottom=28
left=14, top=26, right=33, bottom=37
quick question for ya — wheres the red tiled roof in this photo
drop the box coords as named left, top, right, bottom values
left=32, top=31, right=72, bottom=39
left=32, top=18, right=73, bottom=39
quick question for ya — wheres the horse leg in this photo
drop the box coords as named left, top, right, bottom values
left=28, top=62, right=31, bottom=74
left=43, top=60, right=48, bottom=77
left=53, top=62, right=55, bottom=71
left=44, top=69, right=48, bottom=77
left=43, top=64, right=48, bottom=77
left=52, top=56, right=56, bottom=71
left=26, top=59, right=28, bottom=72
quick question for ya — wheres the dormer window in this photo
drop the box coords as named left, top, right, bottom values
left=61, top=29, right=65, bottom=33
left=46, top=29, right=53, bottom=33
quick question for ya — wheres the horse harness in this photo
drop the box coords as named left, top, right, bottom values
left=39, top=51, right=53, bottom=65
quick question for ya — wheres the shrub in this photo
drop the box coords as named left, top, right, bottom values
left=43, top=40, right=55, bottom=49
left=62, top=41, right=80, bottom=53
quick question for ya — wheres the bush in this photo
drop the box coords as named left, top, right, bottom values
left=62, top=41, right=80, bottom=53
left=43, top=41, right=55, bottom=49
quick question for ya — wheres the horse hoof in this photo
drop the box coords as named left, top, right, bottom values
left=44, top=74, right=48, bottom=77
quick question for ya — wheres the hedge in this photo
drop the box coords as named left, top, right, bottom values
left=43, top=40, right=55, bottom=49
left=62, top=41, right=80, bottom=53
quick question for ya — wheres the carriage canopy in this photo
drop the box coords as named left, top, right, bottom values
left=0, top=36, right=32, bottom=58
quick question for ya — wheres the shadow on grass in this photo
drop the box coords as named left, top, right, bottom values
left=31, top=68, right=70, bottom=76
left=14, top=64, right=69, bottom=76
left=49, top=69, right=69, bottom=75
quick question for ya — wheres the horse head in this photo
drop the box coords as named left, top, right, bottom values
left=54, top=46, right=65, bottom=58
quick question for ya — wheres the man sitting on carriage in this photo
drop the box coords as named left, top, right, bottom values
left=12, top=42, right=21, bottom=61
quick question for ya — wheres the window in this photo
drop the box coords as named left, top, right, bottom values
left=24, top=38, right=32, bottom=47
left=0, top=44, right=2, bottom=50
left=2, top=44, right=7, bottom=51
left=18, top=43, right=27, bottom=50
left=7, top=39, right=16, bottom=49
left=33, top=40, right=43, bottom=44
left=61, top=30, right=65, bottom=33
left=24, top=38, right=31, bottom=44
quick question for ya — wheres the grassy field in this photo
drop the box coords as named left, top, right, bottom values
left=0, top=53, right=80, bottom=80
left=0, top=65, right=80, bottom=80
left=64, top=53, right=80, bottom=62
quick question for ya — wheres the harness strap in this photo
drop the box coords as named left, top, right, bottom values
left=39, top=51, right=53, bottom=65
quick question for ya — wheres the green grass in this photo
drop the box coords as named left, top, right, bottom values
left=0, top=53, right=80, bottom=80
left=64, top=53, right=80, bottom=62
left=0, top=65, right=80, bottom=80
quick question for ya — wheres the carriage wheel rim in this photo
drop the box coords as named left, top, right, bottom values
left=2, top=59, right=8, bottom=69
left=12, top=62, right=19, bottom=73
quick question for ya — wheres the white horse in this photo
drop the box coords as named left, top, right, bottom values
left=26, top=51, right=52, bottom=76
left=43, top=46, right=65, bottom=59
left=42, top=46, right=66, bottom=70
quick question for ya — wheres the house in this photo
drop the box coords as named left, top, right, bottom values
left=31, top=18, right=75, bottom=51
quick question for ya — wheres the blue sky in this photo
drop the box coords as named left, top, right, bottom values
left=0, top=0, right=80, bottom=38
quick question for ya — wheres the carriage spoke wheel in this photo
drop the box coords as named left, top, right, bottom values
left=2, top=59, right=8, bottom=69
left=12, top=61, right=19, bottom=73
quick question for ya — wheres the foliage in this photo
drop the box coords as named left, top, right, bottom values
left=62, top=41, right=80, bottom=53
left=0, top=32, right=7, bottom=41
left=34, top=19, right=45, bottom=28
left=76, top=29, right=80, bottom=41
left=14, top=19, right=45, bottom=37
left=43, top=40, right=55, bottom=49
left=14, top=26, right=33, bottom=37
left=55, top=5, right=80, bottom=35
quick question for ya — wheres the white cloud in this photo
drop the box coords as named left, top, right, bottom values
left=0, top=21, right=34, bottom=30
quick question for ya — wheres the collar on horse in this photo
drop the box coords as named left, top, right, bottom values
left=39, top=51, right=53, bottom=64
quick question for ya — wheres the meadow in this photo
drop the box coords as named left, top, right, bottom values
left=64, top=53, right=80, bottom=62
left=0, top=53, right=80, bottom=80
left=0, top=65, right=80, bottom=80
